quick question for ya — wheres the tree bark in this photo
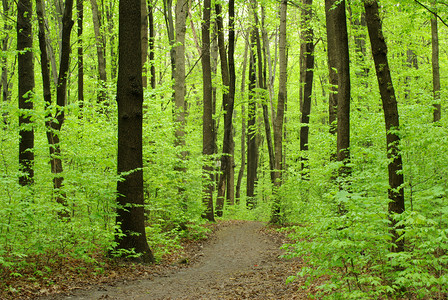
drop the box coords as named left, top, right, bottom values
left=270, top=0, right=288, bottom=224
left=17, top=0, right=35, bottom=186
left=77, top=0, right=83, bottom=110
left=1, top=0, right=11, bottom=124
left=246, top=35, right=258, bottom=208
left=299, top=0, right=314, bottom=177
left=325, top=0, right=337, bottom=139
left=141, top=0, right=148, bottom=89
left=431, top=5, right=441, bottom=122
left=163, top=0, right=175, bottom=83
left=235, top=35, right=249, bottom=202
left=364, top=0, right=405, bottom=253
left=115, top=0, right=155, bottom=263
left=201, top=0, right=215, bottom=222
left=148, top=1, right=156, bottom=89
left=90, top=0, right=108, bottom=104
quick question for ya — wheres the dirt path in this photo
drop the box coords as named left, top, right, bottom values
left=43, top=221, right=306, bottom=299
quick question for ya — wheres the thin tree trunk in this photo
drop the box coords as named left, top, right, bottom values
left=201, top=0, right=215, bottom=222
left=431, top=5, right=441, bottom=122
left=215, top=3, right=233, bottom=216
left=77, top=0, right=83, bottom=110
left=115, top=0, right=155, bottom=263
left=299, top=0, right=314, bottom=177
left=325, top=0, right=337, bottom=139
left=246, top=34, right=258, bottom=208
left=148, top=0, right=156, bottom=89
left=163, top=0, right=175, bottom=82
left=364, top=0, right=405, bottom=253
left=36, top=0, right=72, bottom=218
left=90, top=0, right=108, bottom=104
left=226, top=0, right=236, bottom=206
left=235, top=36, right=249, bottom=202
left=141, top=0, right=148, bottom=89
left=18, top=0, right=35, bottom=186
left=106, top=0, right=117, bottom=80
left=1, top=0, right=11, bottom=124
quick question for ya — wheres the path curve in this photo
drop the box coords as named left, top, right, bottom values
left=45, top=221, right=304, bottom=299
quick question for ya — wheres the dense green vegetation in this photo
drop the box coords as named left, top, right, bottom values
left=1, top=0, right=448, bottom=298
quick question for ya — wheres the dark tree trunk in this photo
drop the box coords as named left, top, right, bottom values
left=1, top=0, right=11, bottom=124
left=365, top=0, right=405, bottom=253
left=215, top=2, right=236, bottom=215
left=90, top=0, right=108, bottom=104
left=332, top=0, right=351, bottom=178
left=431, top=7, right=441, bottom=122
left=36, top=0, right=72, bottom=218
left=141, top=0, right=148, bottom=89
left=226, top=0, right=236, bottom=206
left=163, top=0, right=175, bottom=83
left=17, top=0, right=35, bottom=186
left=77, top=0, right=83, bottom=110
left=299, top=0, right=314, bottom=177
left=201, top=0, right=215, bottom=222
left=246, top=38, right=258, bottom=208
left=215, top=3, right=230, bottom=217
left=325, top=0, right=337, bottom=140
left=148, top=1, right=156, bottom=89
left=235, top=36, right=249, bottom=202
left=115, top=0, right=154, bottom=263
left=106, top=0, right=117, bottom=80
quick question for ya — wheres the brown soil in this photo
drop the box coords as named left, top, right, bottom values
left=40, top=220, right=310, bottom=300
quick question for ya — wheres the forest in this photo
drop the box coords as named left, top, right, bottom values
left=1, top=0, right=448, bottom=298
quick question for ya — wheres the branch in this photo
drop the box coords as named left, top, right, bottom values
left=413, top=0, right=448, bottom=28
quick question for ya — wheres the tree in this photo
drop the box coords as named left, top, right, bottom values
left=76, top=0, right=84, bottom=109
left=325, top=0, right=350, bottom=182
left=201, top=0, right=215, bottom=222
left=17, top=0, right=35, bottom=186
left=115, top=0, right=155, bottom=262
left=431, top=2, right=441, bottom=122
left=364, top=0, right=405, bottom=253
left=246, top=32, right=258, bottom=208
left=271, top=0, right=288, bottom=223
left=299, top=0, right=314, bottom=176
left=90, top=0, right=108, bottom=104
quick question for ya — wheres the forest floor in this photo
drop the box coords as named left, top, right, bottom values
left=8, top=220, right=317, bottom=299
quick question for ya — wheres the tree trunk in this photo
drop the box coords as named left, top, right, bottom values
left=226, top=0, right=236, bottom=206
left=77, top=0, right=83, bottom=110
left=163, top=0, right=175, bottom=83
left=1, top=0, right=11, bottom=124
left=148, top=1, right=156, bottom=89
left=215, top=2, right=236, bottom=216
left=235, top=35, right=249, bottom=202
left=174, top=0, right=188, bottom=207
left=201, top=0, right=215, bottom=222
left=141, top=0, right=148, bottom=89
left=90, top=0, right=108, bottom=104
left=299, top=0, right=314, bottom=177
left=325, top=0, right=337, bottom=140
left=106, top=0, right=117, bottom=80
left=246, top=36, right=258, bottom=208
left=331, top=0, right=351, bottom=178
left=364, top=0, right=405, bottom=253
left=115, top=0, right=154, bottom=263
left=18, top=0, right=35, bottom=186
left=270, top=0, right=288, bottom=224
left=431, top=5, right=441, bottom=122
